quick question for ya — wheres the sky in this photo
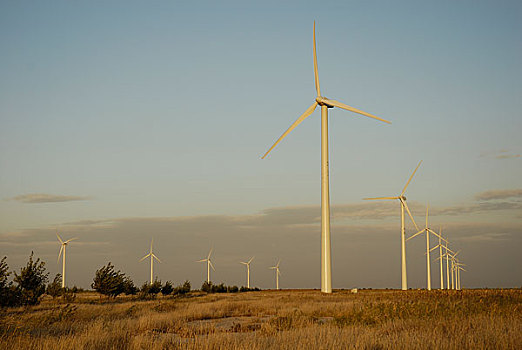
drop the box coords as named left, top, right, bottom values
left=0, top=0, right=521, bottom=290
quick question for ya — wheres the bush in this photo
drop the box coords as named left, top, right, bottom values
left=46, top=274, right=64, bottom=299
left=173, top=280, right=191, bottom=295
left=14, top=252, right=49, bottom=306
left=122, top=277, right=138, bottom=295
left=91, top=263, right=126, bottom=299
left=0, top=257, right=17, bottom=307
left=161, top=281, right=173, bottom=295
left=201, top=281, right=243, bottom=294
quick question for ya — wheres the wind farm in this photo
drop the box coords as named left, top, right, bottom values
left=0, top=2, right=521, bottom=349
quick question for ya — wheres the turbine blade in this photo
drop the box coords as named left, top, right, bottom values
left=363, top=196, right=398, bottom=200
left=248, top=256, right=254, bottom=264
left=402, top=200, right=420, bottom=232
left=429, top=245, right=440, bottom=252
left=208, top=248, right=213, bottom=259
left=428, top=228, right=447, bottom=243
left=261, top=102, right=318, bottom=159
left=140, top=253, right=151, bottom=262
left=406, top=229, right=424, bottom=241
left=313, top=21, right=321, bottom=96
left=57, top=245, right=63, bottom=263
left=197, top=259, right=207, bottom=263
left=240, top=262, right=247, bottom=265
left=56, top=233, right=64, bottom=244
left=152, top=254, right=161, bottom=263
left=323, top=98, right=391, bottom=124
left=209, top=260, right=215, bottom=271
left=401, top=160, right=422, bottom=196
left=64, top=237, right=78, bottom=244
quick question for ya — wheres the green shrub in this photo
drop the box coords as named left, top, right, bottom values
left=13, top=252, right=49, bottom=306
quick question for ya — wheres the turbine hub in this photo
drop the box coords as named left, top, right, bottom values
left=316, top=96, right=333, bottom=108
left=401, top=195, right=407, bottom=201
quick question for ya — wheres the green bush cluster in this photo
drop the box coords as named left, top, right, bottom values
left=0, top=253, right=49, bottom=307
left=200, top=281, right=258, bottom=293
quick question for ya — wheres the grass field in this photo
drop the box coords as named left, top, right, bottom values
left=0, top=289, right=520, bottom=349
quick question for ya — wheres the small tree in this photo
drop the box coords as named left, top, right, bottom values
left=46, top=274, right=64, bottom=299
left=0, top=257, right=16, bottom=307
left=161, top=281, right=173, bottom=295
left=173, top=280, right=191, bottom=296
left=201, top=281, right=212, bottom=293
left=149, top=279, right=162, bottom=295
left=91, top=263, right=125, bottom=299
left=122, top=276, right=138, bottom=295
left=14, top=252, right=49, bottom=305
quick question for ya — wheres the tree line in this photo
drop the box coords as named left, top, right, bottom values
left=1, top=253, right=259, bottom=308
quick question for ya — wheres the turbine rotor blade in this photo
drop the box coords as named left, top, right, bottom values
left=248, top=256, right=254, bottom=264
left=56, top=233, right=64, bottom=244
left=208, top=248, right=213, bottom=259
left=261, top=102, right=318, bottom=159
left=322, top=98, right=391, bottom=124
left=402, top=200, right=420, bottom=232
left=57, top=245, right=64, bottom=263
left=401, top=160, right=422, bottom=196
left=407, top=229, right=425, bottom=241
left=428, top=228, right=447, bottom=243
left=64, top=237, right=78, bottom=244
left=197, top=259, right=207, bottom=263
left=313, top=21, right=321, bottom=96
left=363, top=196, right=399, bottom=200
left=140, top=253, right=151, bottom=262
left=152, top=254, right=161, bottom=263
left=209, top=260, right=215, bottom=271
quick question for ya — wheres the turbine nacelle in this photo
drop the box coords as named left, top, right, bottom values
left=315, top=96, right=334, bottom=108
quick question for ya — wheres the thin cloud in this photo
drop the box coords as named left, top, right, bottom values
left=8, top=193, right=91, bottom=204
left=475, top=189, right=522, bottom=201
left=480, top=149, right=520, bottom=160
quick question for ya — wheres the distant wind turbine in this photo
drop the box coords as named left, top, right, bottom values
left=262, top=22, right=391, bottom=294
left=407, top=204, right=445, bottom=290
left=269, top=260, right=281, bottom=290
left=364, top=160, right=422, bottom=290
left=140, top=238, right=161, bottom=285
left=56, top=233, right=78, bottom=288
left=240, top=256, right=254, bottom=289
left=430, top=227, right=448, bottom=290
left=197, top=248, right=215, bottom=283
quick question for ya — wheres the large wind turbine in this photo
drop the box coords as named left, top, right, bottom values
left=407, top=204, right=445, bottom=290
left=430, top=227, right=447, bottom=290
left=56, top=233, right=78, bottom=288
left=240, top=256, right=254, bottom=289
left=261, top=22, right=391, bottom=293
left=197, top=249, right=215, bottom=284
left=269, top=260, right=281, bottom=290
left=140, top=239, right=161, bottom=285
left=364, top=160, right=422, bottom=290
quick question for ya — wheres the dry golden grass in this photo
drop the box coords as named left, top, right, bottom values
left=0, top=289, right=520, bottom=349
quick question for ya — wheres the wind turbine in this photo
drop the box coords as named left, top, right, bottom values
left=140, top=239, right=161, bottom=285
left=56, top=233, right=78, bottom=288
left=455, top=263, right=466, bottom=290
left=240, top=256, right=254, bottom=289
left=269, top=260, right=281, bottom=290
left=197, top=248, right=215, bottom=284
left=261, top=22, right=391, bottom=294
left=407, top=204, right=445, bottom=290
left=364, top=160, right=422, bottom=290
left=429, top=226, right=447, bottom=290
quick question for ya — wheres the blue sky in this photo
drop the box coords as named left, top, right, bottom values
left=1, top=1, right=521, bottom=289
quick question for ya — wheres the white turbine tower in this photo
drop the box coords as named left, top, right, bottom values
left=429, top=227, right=449, bottom=290
left=269, top=260, right=281, bottom=290
left=262, top=22, right=391, bottom=294
left=197, top=249, right=215, bottom=284
left=240, top=257, right=254, bottom=289
left=140, top=239, right=161, bottom=285
left=364, top=160, right=422, bottom=290
left=56, top=233, right=78, bottom=288
left=407, top=204, right=445, bottom=290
